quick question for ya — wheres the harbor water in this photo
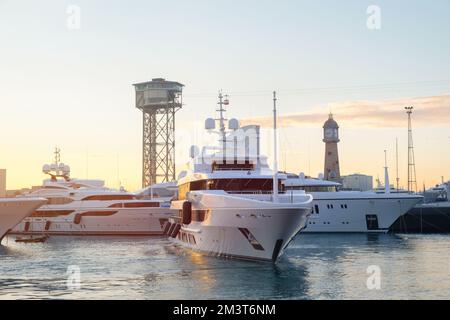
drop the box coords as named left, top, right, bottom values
left=0, top=234, right=449, bottom=300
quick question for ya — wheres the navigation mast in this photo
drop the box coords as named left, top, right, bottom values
left=405, top=107, right=417, bottom=193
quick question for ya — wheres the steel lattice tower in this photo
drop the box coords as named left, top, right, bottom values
left=133, top=78, right=184, bottom=187
left=405, top=106, right=417, bottom=193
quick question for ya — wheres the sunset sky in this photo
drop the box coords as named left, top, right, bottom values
left=0, top=0, right=449, bottom=191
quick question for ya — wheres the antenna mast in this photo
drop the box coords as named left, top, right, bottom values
left=54, top=147, right=61, bottom=175
left=54, top=147, right=60, bottom=165
left=396, top=138, right=399, bottom=192
left=405, top=106, right=417, bottom=193
left=216, top=91, right=229, bottom=163
left=272, top=91, right=279, bottom=202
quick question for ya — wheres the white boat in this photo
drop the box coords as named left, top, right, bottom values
left=285, top=174, right=423, bottom=233
left=0, top=198, right=47, bottom=243
left=166, top=92, right=313, bottom=262
left=10, top=153, right=176, bottom=236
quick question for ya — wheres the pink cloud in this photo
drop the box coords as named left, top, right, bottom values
left=243, top=94, right=450, bottom=128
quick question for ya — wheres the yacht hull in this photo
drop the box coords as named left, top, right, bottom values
left=0, top=198, right=47, bottom=243
left=10, top=207, right=175, bottom=236
left=302, top=194, right=423, bottom=233
left=170, top=192, right=312, bottom=262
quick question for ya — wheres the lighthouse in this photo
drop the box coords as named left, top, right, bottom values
left=323, top=113, right=341, bottom=181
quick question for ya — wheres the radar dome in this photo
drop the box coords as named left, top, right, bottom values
left=205, top=118, right=215, bottom=130
left=299, top=172, right=306, bottom=179
left=318, top=173, right=324, bottom=180
left=42, top=164, right=50, bottom=173
left=62, top=165, right=70, bottom=174
left=228, top=118, right=240, bottom=130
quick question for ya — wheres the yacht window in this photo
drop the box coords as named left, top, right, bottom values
left=178, top=178, right=284, bottom=200
left=208, top=178, right=283, bottom=193
left=212, top=160, right=255, bottom=171
left=32, top=210, right=75, bottom=217
left=192, top=210, right=207, bottom=222
left=47, top=197, right=74, bottom=205
left=43, top=186, right=68, bottom=189
left=123, top=202, right=160, bottom=208
left=108, top=202, right=160, bottom=208
left=285, top=186, right=337, bottom=192
left=314, top=205, right=319, bottom=214
left=81, top=194, right=135, bottom=201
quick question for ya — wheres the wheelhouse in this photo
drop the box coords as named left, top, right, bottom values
left=178, top=178, right=284, bottom=200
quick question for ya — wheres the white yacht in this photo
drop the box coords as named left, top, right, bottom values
left=10, top=155, right=176, bottom=236
left=165, top=93, right=313, bottom=262
left=285, top=173, right=423, bottom=233
left=0, top=198, right=47, bottom=243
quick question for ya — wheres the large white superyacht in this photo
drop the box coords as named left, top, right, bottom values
left=284, top=173, right=423, bottom=233
left=10, top=155, right=176, bottom=236
left=165, top=93, right=313, bottom=262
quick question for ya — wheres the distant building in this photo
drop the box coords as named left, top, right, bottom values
left=0, top=169, right=5, bottom=197
left=342, top=174, right=373, bottom=191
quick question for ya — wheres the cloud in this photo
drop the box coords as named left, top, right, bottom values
left=242, top=94, right=450, bottom=128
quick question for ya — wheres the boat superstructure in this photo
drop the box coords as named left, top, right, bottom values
left=166, top=93, right=313, bottom=262
left=285, top=173, right=423, bottom=233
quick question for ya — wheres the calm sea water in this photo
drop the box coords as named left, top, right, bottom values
left=0, top=234, right=449, bottom=300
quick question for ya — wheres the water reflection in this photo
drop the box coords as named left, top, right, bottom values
left=0, top=234, right=449, bottom=299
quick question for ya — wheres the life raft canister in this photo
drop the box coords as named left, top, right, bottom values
left=182, top=201, right=192, bottom=225
left=171, top=223, right=181, bottom=238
